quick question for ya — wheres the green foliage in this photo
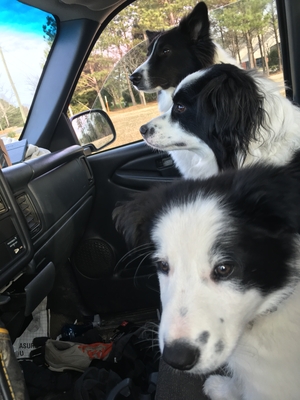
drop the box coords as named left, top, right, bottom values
left=70, top=0, right=279, bottom=113
left=43, top=16, right=57, bottom=46
left=211, top=0, right=276, bottom=69
left=7, top=131, right=17, bottom=138
left=0, top=99, right=24, bottom=130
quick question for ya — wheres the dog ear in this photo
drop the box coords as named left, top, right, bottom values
left=228, top=150, right=300, bottom=234
left=179, top=2, right=210, bottom=41
left=145, top=30, right=161, bottom=44
left=198, top=66, right=265, bottom=171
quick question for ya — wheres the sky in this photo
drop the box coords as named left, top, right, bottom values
left=0, top=0, right=53, bottom=108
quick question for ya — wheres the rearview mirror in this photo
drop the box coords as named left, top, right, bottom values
left=71, top=109, right=116, bottom=151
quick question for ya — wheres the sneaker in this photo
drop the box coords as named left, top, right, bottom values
left=45, top=339, right=113, bottom=372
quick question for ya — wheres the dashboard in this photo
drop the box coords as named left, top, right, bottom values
left=0, top=145, right=94, bottom=337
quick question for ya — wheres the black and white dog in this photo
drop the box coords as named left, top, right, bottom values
left=140, top=64, right=300, bottom=179
left=131, top=2, right=300, bottom=179
left=130, top=2, right=235, bottom=113
left=114, top=151, right=300, bottom=400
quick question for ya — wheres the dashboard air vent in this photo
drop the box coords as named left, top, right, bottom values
left=16, top=193, right=41, bottom=236
left=0, top=195, right=7, bottom=214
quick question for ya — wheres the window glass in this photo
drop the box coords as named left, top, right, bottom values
left=70, top=0, right=282, bottom=150
left=0, top=1, right=56, bottom=139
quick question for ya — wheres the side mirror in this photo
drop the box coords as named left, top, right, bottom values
left=70, top=109, right=116, bottom=151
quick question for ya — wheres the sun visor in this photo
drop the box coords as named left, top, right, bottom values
left=59, top=0, right=124, bottom=11
left=19, top=0, right=126, bottom=22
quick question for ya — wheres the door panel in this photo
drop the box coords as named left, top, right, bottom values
left=71, top=141, right=181, bottom=314
left=111, top=148, right=179, bottom=190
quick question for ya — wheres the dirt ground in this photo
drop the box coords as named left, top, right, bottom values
left=103, top=71, right=285, bottom=151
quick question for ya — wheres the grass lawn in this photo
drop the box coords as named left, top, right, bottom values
left=105, top=103, right=160, bottom=150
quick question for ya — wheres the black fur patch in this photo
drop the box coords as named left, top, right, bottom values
left=215, top=340, right=225, bottom=353
left=144, top=2, right=216, bottom=90
left=171, top=64, right=266, bottom=171
left=198, top=331, right=210, bottom=344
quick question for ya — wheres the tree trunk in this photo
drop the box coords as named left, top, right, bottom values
left=97, top=92, right=107, bottom=111
left=125, top=67, right=137, bottom=106
left=249, top=33, right=256, bottom=68
left=257, top=34, right=265, bottom=73
left=219, top=26, right=225, bottom=48
left=0, top=47, right=26, bottom=123
left=271, top=1, right=282, bottom=72
left=0, top=102, right=10, bottom=128
left=234, top=32, right=242, bottom=64
left=139, top=91, right=146, bottom=105
left=87, top=65, right=107, bottom=111
left=109, top=87, right=122, bottom=109
left=245, top=31, right=255, bottom=68
left=68, top=105, right=73, bottom=117
left=169, top=11, right=175, bottom=26
left=261, top=33, right=269, bottom=76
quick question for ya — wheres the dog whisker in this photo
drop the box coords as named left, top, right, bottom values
left=125, top=249, right=153, bottom=271
left=114, top=243, right=153, bottom=272
left=133, top=251, right=154, bottom=289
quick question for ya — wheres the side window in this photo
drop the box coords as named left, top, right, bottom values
left=0, top=4, right=56, bottom=139
left=70, top=0, right=282, bottom=151
left=210, top=0, right=283, bottom=82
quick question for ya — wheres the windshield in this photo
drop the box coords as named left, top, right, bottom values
left=0, top=1, right=56, bottom=140
left=70, top=0, right=282, bottom=151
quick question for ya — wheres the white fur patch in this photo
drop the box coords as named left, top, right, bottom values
left=151, top=195, right=300, bottom=399
left=142, top=106, right=219, bottom=179
left=214, top=43, right=239, bottom=65
left=157, top=88, right=175, bottom=113
left=174, top=69, right=208, bottom=95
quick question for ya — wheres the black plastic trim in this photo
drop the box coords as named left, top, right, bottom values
left=24, top=261, right=55, bottom=316
left=0, top=172, right=33, bottom=288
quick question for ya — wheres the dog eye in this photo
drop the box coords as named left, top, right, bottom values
left=156, top=260, right=170, bottom=274
left=162, top=48, right=170, bottom=55
left=174, top=103, right=186, bottom=113
left=213, top=264, right=234, bottom=280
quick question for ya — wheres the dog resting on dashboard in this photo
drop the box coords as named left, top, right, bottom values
left=113, top=150, right=300, bottom=400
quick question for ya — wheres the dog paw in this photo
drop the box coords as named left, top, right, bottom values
left=203, top=375, right=242, bottom=400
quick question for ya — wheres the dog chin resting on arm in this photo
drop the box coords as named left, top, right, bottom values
left=113, top=150, right=300, bottom=400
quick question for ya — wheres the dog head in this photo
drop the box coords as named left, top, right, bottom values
left=140, top=64, right=266, bottom=171
left=129, top=2, right=215, bottom=93
left=113, top=151, right=300, bottom=373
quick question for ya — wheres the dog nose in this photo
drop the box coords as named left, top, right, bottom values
left=140, top=124, right=149, bottom=137
left=130, top=72, right=142, bottom=85
left=162, top=340, right=200, bottom=371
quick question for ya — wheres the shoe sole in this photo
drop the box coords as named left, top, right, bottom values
left=47, top=364, right=88, bottom=372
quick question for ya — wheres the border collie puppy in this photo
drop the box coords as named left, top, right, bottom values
left=113, top=151, right=300, bottom=400
left=140, top=63, right=300, bottom=179
left=130, top=2, right=235, bottom=113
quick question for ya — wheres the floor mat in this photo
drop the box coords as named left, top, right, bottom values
left=22, top=311, right=160, bottom=400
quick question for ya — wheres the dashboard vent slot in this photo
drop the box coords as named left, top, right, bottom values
left=16, top=193, right=41, bottom=236
left=0, top=195, right=7, bottom=214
